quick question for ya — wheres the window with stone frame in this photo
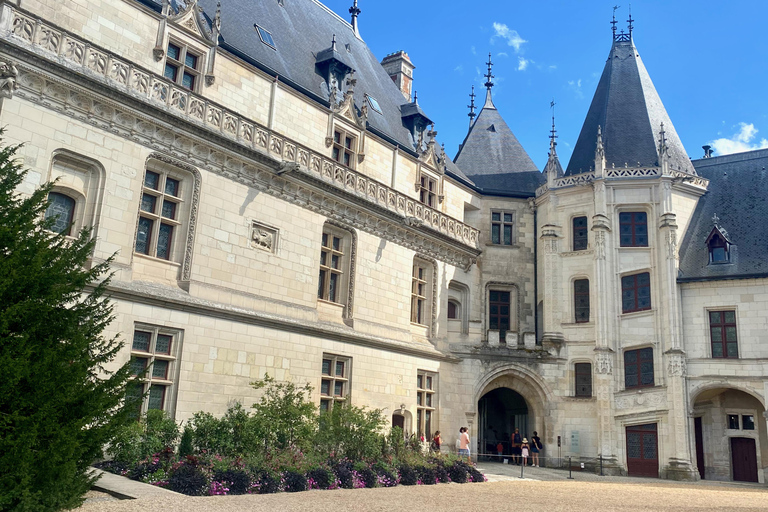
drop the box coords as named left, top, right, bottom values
left=488, top=290, right=511, bottom=342
left=574, top=362, right=592, bottom=397
left=128, top=326, right=181, bottom=418
left=621, top=272, right=651, bottom=313
left=317, top=226, right=351, bottom=305
left=574, top=278, right=590, bottom=323
left=447, top=300, right=459, bottom=320
left=331, top=126, right=356, bottom=168
left=135, top=167, right=186, bottom=261
left=416, top=370, right=437, bottom=437
left=572, top=216, right=588, bottom=250
left=709, top=310, right=738, bottom=358
left=45, top=191, right=77, bottom=236
left=418, top=174, right=438, bottom=208
left=491, top=210, right=514, bottom=245
left=619, top=211, right=648, bottom=247
left=411, top=259, right=432, bottom=326
left=624, top=347, right=654, bottom=389
left=320, top=354, right=350, bottom=412
left=164, top=41, right=203, bottom=92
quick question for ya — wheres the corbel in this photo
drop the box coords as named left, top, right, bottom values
left=153, top=0, right=170, bottom=61
left=204, top=2, right=222, bottom=86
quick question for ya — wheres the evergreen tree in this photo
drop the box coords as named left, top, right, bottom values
left=0, top=138, right=133, bottom=511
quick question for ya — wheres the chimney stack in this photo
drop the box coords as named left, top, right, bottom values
left=702, top=145, right=713, bottom=158
left=381, top=51, right=414, bottom=102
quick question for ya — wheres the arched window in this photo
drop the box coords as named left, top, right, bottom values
left=447, top=300, right=459, bottom=320
left=45, top=192, right=76, bottom=235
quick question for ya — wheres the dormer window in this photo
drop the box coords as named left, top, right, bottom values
left=706, top=225, right=731, bottom=264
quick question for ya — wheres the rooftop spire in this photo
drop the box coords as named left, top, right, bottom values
left=549, top=99, right=558, bottom=152
left=483, top=52, right=495, bottom=108
left=627, top=5, right=634, bottom=37
left=611, top=5, right=619, bottom=39
left=467, top=85, right=477, bottom=128
left=349, top=0, right=360, bottom=37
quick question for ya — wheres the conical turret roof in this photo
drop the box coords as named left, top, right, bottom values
left=566, top=35, right=695, bottom=175
left=454, top=92, right=542, bottom=194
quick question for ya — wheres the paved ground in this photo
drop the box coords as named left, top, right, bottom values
left=78, top=462, right=768, bottom=512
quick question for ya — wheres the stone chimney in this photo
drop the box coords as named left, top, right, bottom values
left=702, top=145, right=713, bottom=158
left=381, top=51, right=414, bottom=101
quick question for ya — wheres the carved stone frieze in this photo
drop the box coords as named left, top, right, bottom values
left=615, top=389, right=667, bottom=410
left=3, top=7, right=480, bottom=270
left=251, top=221, right=277, bottom=252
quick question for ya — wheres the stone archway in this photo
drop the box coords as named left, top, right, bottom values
left=474, top=365, right=553, bottom=460
left=691, top=387, right=766, bottom=483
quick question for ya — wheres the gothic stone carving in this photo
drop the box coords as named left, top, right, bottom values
left=615, top=389, right=667, bottom=410
left=667, top=353, right=687, bottom=377
left=0, top=61, right=18, bottom=98
left=596, top=352, right=612, bottom=374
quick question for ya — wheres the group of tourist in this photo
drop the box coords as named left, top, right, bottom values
left=426, top=427, right=543, bottom=466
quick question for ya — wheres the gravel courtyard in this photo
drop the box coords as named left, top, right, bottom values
left=78, top=466, right=768, bottom=512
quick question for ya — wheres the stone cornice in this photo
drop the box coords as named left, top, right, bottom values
left=104, top=280, right=461, bottom=363
left=1, top=5, right=480, bottom=269
left=536, top=167, right=709, bottom=198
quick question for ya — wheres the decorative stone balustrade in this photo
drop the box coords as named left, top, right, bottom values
left=6, top=7, right=480, bottom=250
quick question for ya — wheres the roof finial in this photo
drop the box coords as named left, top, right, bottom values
left=468, top=85, right=477, bottom=128
left=331, top=34, right=337, bottom=52
left=611, top=5, right=619, bottom=38
left=658, top=122, right=668, bottom=156
left=549, top=99, right=558, bottom=151
left=484, top=52, right=494, bottom=90
left=596, top=125, right=604, bottom=157
left=413, top=90, right=418, bottom=105
left=627, top=4, right=634, bottom=37
left=349, top=0, right=361, bottom=37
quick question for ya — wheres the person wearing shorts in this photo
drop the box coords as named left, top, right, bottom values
left=531, top=431, right=542, bottom=467
left=458, top=427, right=471, bottom=461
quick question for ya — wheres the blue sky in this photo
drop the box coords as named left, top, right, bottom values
left=322, top=0, right=768, bottom=169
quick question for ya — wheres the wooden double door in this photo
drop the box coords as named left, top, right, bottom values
left=626, top=423, right=658, bottom=478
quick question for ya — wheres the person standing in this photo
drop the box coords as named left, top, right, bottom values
left=431, top=430, right=442, bottom=453
left=531, top=431, right=542, bottom=467
left=521, top=438, right=530, bottom=466
left=511, top=428, right=522, bottom=465
left=458, top=427, right=471, bottom=461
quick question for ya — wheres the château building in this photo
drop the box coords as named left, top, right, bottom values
left=2, top=0, right=766, bottom=483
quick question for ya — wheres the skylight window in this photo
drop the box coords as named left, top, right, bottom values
left=367, top=95, right=382, bottom=114
left=255, top=25, right=276, bottom=49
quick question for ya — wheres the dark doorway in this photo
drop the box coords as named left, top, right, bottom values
left=626, top=423, right=658, bottom=478
left=731, top=437, right=758, bottom=483
left=478, top=388, right=529, bottom=457
left=392, top=413, right=404, bottom=431
left=694, top=417, right=705, bottom=479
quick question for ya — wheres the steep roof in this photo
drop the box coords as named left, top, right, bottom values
left=678, top=149, right=768, bottom=281
left=141, top=0, right=428, bottom=153
left=453, top=91, right=542, bottom=195
left=566, top=35, right=695, bottom=176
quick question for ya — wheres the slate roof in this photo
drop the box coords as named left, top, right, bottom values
left=454, top=91, right=543, bottom=195
left=141, top=0, right=428, bottom=153
left=678, top=149, right=768, bottom=281
left=566, top=36, right=695, bottom=176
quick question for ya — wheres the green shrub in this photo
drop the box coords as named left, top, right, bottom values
left=107, top=410, right=179, bottom=463
left=178, top=425, right=194, bottom=458
left=168, top=464, right=209, bottom=496
left=251, top=374, right=316, bottom=452
left=316, top=401, right=386, bottom=460
left=385, top=426, right=406, bottom=458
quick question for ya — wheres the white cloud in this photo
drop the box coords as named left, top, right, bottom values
left=517, top=57, right=529, bottom=71
left=497, top=52, right=509, bottom=58
left=568, top=79, right=583, bottom=99
left=454, top=65, right=463, bottom=73
left=492, top=22, right=527, bottom=52
left=708, top=123, right=768, bottom=156
left=471, top=46, right=477, bottom=55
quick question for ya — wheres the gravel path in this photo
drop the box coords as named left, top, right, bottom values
left=77, top=479, right=768, bottom=512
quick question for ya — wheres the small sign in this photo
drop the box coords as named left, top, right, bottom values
left=503, top=459, right=509, bottom=464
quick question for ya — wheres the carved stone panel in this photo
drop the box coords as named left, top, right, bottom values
left=251, top=221, right=278, bottom=253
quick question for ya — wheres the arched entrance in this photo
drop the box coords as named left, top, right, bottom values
left=691, top=387, right=766, bottom=483
left=478, top=388, right=529, bottom=457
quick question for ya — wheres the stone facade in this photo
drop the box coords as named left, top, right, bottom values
left=2, top=0, right=766, bottom=484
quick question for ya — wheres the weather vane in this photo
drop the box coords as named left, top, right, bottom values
left=611, top=5, right=620, bottom=38
left=549, top=99, right=558, bottom=145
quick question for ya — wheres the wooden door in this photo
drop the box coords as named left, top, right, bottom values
left=392, top=414, right=404, bottom=430
left=694, top=417, right=705, bottom=479
left=626, top=423, right=658, bottom=478
left=731, top=437, right=758, bottom=483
